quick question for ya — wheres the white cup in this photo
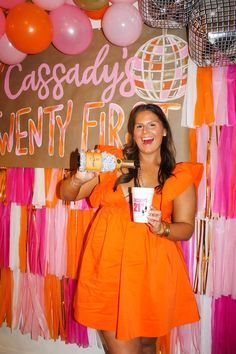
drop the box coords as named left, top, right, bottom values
left=131, top=187, right=155, bottom=223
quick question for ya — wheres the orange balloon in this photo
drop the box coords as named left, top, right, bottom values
left=85, top=3, right=109, bottom=20
left=6, top=3, right=52, bottom=54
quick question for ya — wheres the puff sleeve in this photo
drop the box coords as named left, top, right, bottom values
left=163, top=162, right=204, bottom=201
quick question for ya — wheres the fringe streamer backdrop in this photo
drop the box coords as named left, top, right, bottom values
left=1, top=63, right=236, bottom=353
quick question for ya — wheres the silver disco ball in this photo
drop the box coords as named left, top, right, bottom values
left=138, top=0, right=194, bottom=29
left=189, top=0, right=236, bottom=66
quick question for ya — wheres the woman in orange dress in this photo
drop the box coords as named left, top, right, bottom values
left=60, top=104, right=203, bottom=354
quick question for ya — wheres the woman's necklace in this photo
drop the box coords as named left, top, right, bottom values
left=138, top=166, right=160, bottom=190
left=138, top=167, right=144, bottom=187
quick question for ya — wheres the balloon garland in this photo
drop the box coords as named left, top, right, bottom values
left=0, top=0, right=143, bottom=65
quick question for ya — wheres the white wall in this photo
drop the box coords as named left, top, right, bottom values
left=0, top=324, right=104, bottom=354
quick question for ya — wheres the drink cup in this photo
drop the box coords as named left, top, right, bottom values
left=131, top=187, right=155, bottom=223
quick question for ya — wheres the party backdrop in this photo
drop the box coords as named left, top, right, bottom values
left=0, top=25, right=189, bottom=168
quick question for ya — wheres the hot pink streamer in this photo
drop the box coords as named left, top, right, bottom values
left=6, top=168, right=34, bottom=205
left=0, top=202, right=10, bottom=268
left=63, top=278, right=89, bottom=346
left=82, top=198, right=93, bottom=210
left=36, top=207, right=46, bottom=276
left=6, top=169, right=16, bottom=203
left=213, top=126, right=235, bottom=217
left=227, top=65, right=236, bottom=126
left=212, top=296, right=236, bottom=354
left=228, top=126, right=236, bottom=217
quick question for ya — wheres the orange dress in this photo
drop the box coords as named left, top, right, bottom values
left=74, top=162, right=203, bottom=340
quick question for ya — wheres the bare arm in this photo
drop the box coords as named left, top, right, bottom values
left=167, top=184, right=196, bottom=241
left=59, top=170, right=99, bottom=201
left=148, top=184, right=197, bottom=241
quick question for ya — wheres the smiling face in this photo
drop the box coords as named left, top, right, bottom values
left=133, top=110, right=166, bottom=157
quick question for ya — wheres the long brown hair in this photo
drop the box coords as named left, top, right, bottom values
left=114, top=103, right=176, bottom=190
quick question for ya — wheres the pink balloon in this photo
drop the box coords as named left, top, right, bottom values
left=50, top=4, right=93, bottom=55
left=102, top=3, right=143, bottom=46
left=0, top=0, right=25, bottom=9
left=0, top=33, right=27, bottom=64
left=110, top=0, right=135, bottom=3
left=32, top=0, right=66, bottom=11
left=0, top=8, right=6, bottom=37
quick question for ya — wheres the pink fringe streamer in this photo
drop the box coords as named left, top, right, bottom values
left=64, top=278, right=89, bottom=346
left=227, top=65, right=236, bottom=126
left=212, top=296, right=236, bottom=354
left=45, top=202, right=68, bottom=278
left=210, top=218, right=236, bottom=299
left=213, top=126, right=236, bottom=218
left=181, top=233, right=196, bottom=286
left=212, top=66, right=228, bottom=126
left=13, top=270, right=50, bottom=340
left=6, top=168, right=34, bottom=205
left=28, top=208, right=46, bottom=276
left=0, top=202, right=10, bottom=268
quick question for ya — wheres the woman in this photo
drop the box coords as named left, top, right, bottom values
left=60, top=104, right=203, bottom=354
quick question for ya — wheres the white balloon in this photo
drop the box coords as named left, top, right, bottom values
left=0, top=33, right=27, bottom=65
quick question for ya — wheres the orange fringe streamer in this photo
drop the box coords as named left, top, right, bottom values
left=189, top=128, right=197, bottom=163
left=194, top=67, right=215, bottom=126
left=19, top=206, right=28, bottom=273
left=0, top=168, right=6, bottom=203
left=44, top=274, right=66, bottom=340
left=0, top=268, right=12, bottom=327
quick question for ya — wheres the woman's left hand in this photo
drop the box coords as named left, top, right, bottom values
left=147, top=206, right=163, bottom=235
